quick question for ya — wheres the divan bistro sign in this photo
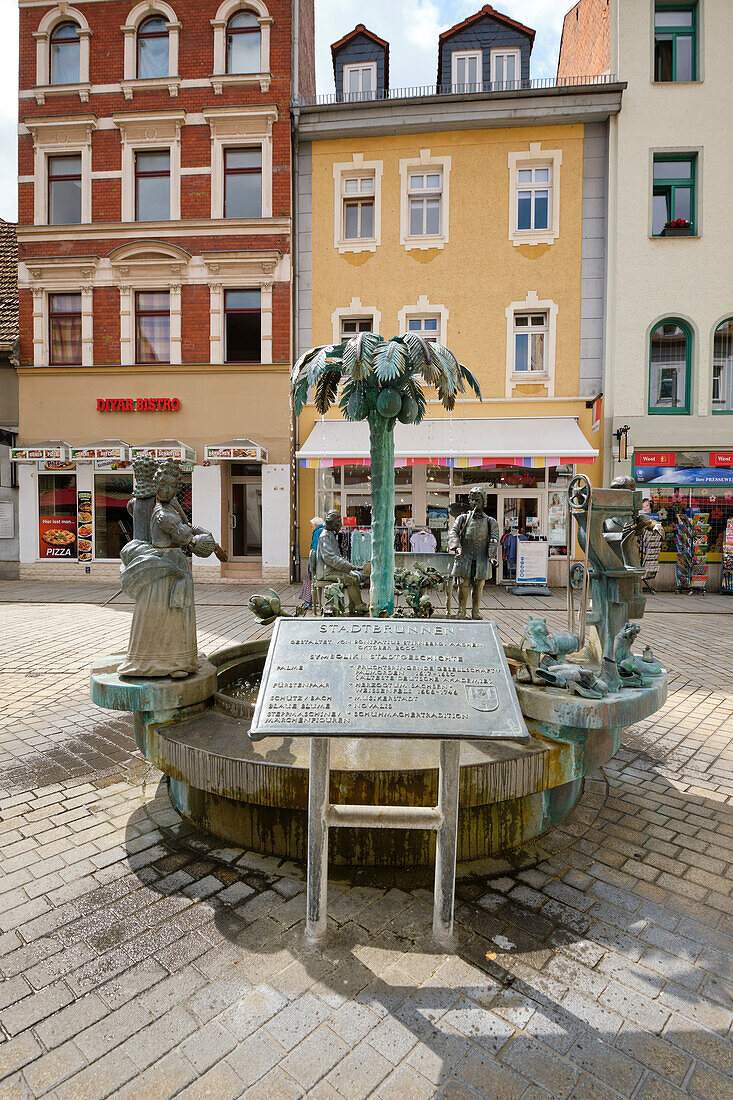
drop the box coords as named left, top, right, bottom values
left=97, top=398, right=181, bottom=412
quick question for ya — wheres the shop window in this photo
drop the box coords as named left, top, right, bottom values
left=135, top=291, right=170, bottom=364
left=50, top=22, right=80, bottom=85
left=225, top=289, right=261, bottom=362
left=451, top=50, right=482, bottom=91
left=137, top=16, right=169, bottom=79
left=226, top=11, right=260, bottom=74
left=517, top=165, right=551, bottom=232
left=649, top=319, right=692, bottom=413
left=342, top=175, right=375, bottom=241
left=491, top=48, right=520, bottom=87
left=340, top=317, right=372, bottom=342
left=49, top=293, right=82, bottom=365
left=713, top=319, right=733, bottom=413
left=653, top=155, right=696, bottom=236
left=407, top=317, right=440, bottom=344
left=513, top=312, right=548, bottom=374
left=94, top=473, right=133, bottom=560
left=224, top=148, right=262, bottom=218
left=135, top=150, right=170, bottom=222
left=407, top=170, right=442, bottom=238
left=48, top=154, right=82, bottom=225
left=654, top=4, right=697, bottom=82
left=343, top=62, right=376, bottom=101
left=38, top=474, right=77, bottom=559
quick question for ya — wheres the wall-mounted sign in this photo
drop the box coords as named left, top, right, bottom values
left=39, top=515, right=77, bottom=559
left=97, top=398, right=181, bottom=412
left=635, top=451, right=675, bottom=467
left=11, top=443, right=71, bottom=461
left=204, top=438, right=267, bottom=462
left=710, top=452, right=733, bottom=467
left=0, top=501, right=14, bottom=539
left=40, top=461, right=76, bottom=472
left=77, top=490, right=92, bottom=561
left=71, top=442, right=129, bottom=461
left=131, top=440, right=195, bottom=462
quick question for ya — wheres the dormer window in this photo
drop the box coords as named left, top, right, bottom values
left=491, top=48, right=520, bottom=88
left=50, top=22, right=80, bottom=85
left=451, top=50, right=482, bottom=92
left=227, top=11, right=260, bottom=74
left=137, top=16, right=169, bottom=79
left=343, top=62, right=376, bottom=101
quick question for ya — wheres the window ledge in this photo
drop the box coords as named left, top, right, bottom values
left=120, top=76, right=182, bottom=100
left=209, top=73, right=271, bottom=95
left=650, top=233, right=700, bottom=240
left=403, top=236, right=447, bottom=252
left=511, top=231, right=556, bottom=247
left=337, top=240, right=378, bottom=255
left=647, top=407, right=691, bottom=415
left=711, top=409, right=733, bottom=415
left=33, top=82, right=92, bottom=105
left=652, top=80, right=702, bottom=86
left=511, top=372, right=549, bottom=382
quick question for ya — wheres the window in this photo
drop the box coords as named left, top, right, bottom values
left=340, top=317, right=372, bottom=342
left=343, top=62, right=376, bottom=100
left=135, top=292, right=170, bottom=363
left=407, top=171, right=442, bottom=238
left=135, top=151, right=170, bottom=221
left=649, top=319, right=691, bottom=413
left=137, top=16, right=169, bottom=79
left=652, top=155, right=696, bottom=235
left=225, top=290, right=261, bottom=362
left=451, top=50, right=482, bottom=91
left=226, top=12, right=260, bottom=74
left=654, top=4, right=697, bottom=82
left=48, top=155, right=82, bottom=225
left=407, top=317, right=440, bottom=344
left=49, top=293, right=82, bottom=365
left=713, top=319, right=733, bottom=413
left=342, top=176, right=375, bottom=240
left=50, top=22, right=80, bottom=85
left=94, top=474, right=133, bottom=560
left=224, top=148, right=262, bottom=218
left=491, top=49, right=520, bottom=87
left=517, top=165, right=551, bottom=231
left=514, top=313, right=547, bottom=374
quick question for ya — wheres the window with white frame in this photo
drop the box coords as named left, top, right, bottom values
left=398, top=295, right=448, bottom=345
left=331, top=297, right=381, bottom=343
left=407, top=316, right=440, bottom=344
left=513, top=313, right=548, bottom=375
left=451, top=50, right=482, bottom=90
left=516, top=165, right=551, bottom=231
left=342, top=175, right=375, bottom=240
left=204, top=106, right=275, bottom=220
left=340, top=317, right=373, bottom=342
left=34, top=7, right=92, bottom=98
left=343, top=62, right=376, bottom=100
left=50, top=22, right=81, bottom=84
left=211, top=0, right=271, bottom=90
left=121, top=2, right=180, bottom=92
left=28, top=117, right=96, bottom=225
left=114, top=112, right=183, bottom=223
left=408, top=170, right=442, bottom=238
left=490, top=48, right=520, bottom=87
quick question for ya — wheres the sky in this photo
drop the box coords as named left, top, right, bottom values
left=0, top=0, right=567, bottom=222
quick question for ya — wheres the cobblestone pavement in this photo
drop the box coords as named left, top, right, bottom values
left=1, top=583, right=732, bottom=1099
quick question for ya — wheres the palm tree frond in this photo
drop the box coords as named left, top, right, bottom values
left=402, top=331, right=433, bottom=371
left=291, top=345, right=327, bottom=389
left=343, top=331, right=382, bottom=381
left=292, top=375, right=310, bottom=416
left=374, top=337, right=408, bottom=383
left=458, top=363, right=482, bottom=400
left=404, top=375, right=428, bottom=424
left=314, top=370, right=342, bottom=414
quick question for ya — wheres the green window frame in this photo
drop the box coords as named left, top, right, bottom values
left=649, top=318, right=692, bottom=415
left=712, top=318, right=733, bottom=414
left=652, top=154, right=696, bottom=235
left=654, top=4, right=697, bottom=82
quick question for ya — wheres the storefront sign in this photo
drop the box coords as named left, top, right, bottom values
left=635, top=451, right=675, bottom=467
left=77, top=491, right=92, bottom=561
left=131, top=441, right=194, bottom=462
left=96, top=398, right=181, bottom=412
left=39, top=515, right=77, bottom=559
left=11, top=445, right=70, bottom=461
left=710, top=452, right=733, bottom=467
left=72, top=443, right=129, bottom=461
left=94, top=460, right=131, bottom=471
left=635, top=465, right=733, bottom=486
left=205, top=440, right=266, bottom=462
left=0, top=501, right=14, bottom=539
left=40, top=461, right=76, bottom=472
left=516, top=541, right=549, bottom=585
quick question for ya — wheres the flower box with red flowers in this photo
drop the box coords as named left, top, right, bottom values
left=661, top=218, right=692, bottom=237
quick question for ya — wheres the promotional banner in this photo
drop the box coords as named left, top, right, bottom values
left=77, top=491, right=92, bottom=562
left=39, top=516, right=77, bottom=559
left=634, top=465, right=733, bottom=486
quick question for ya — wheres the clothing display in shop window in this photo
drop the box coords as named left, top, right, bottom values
left=337, top=530, right=350, bottom=557
left=350, top=528, right=372, bottom=567
left=410, top=528, right=437, bottom=553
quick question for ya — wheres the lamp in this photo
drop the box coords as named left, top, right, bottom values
left=614, top=425, right=630, bottom=462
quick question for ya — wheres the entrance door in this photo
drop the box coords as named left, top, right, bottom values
left=229, top=475, right=262, bottom=558
left=500, top=494, right=542, bottom=583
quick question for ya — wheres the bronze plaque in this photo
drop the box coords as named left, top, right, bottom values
left=249, top=618, right=529, bottom=742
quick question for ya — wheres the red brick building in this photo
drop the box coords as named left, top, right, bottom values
left=14, top=0, right=314, bottom=581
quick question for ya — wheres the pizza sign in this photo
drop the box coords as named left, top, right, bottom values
left=39, top=516, right=77, bottom=559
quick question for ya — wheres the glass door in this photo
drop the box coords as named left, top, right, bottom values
left=229, top=476, right=262, bottom=558
left=500, top=494, right=543, bottom=583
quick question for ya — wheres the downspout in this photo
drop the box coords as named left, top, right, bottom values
left=290, top=0, right=300, bottom=582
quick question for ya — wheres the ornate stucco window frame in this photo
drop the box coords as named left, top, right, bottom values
left=398, top=149, right=451, bottom=252
left=26, top=114, right=97, bottom=226
left=121, top=1, right=182, bottom=100
left=109, top=241, right=191, bottom=366
left=333, top=153, right=382, bottom=255
left=113, top=110, right=185, bottom=223
left=203, top=250, right=281, bottom=364
left=505, top=290, right=558, bottom=397
left=23, top=256, right=98, bottom=366
left=331, top=297, right=382, bottom=345
left=508, top=142, right=562, bottom=247
left=210, top=0, right=272, bottom=95
left=397, top=295, right=449, bottom=345
left=33, top=5, right=92, bottom=105
left=203, top=105, right=277, bottom=220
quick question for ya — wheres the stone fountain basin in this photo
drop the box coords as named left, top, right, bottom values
left=91, top=640, right=666, bottom=869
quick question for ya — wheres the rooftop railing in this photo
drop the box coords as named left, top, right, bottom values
left=293, top=74, right=620, bottom=109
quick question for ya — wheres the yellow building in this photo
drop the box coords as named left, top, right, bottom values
left=293, top=16, right=623, bottom=585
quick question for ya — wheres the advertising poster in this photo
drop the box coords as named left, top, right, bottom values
left=516, top=541, right=549, bottom=585
left=77, top=491, right=92, bottom=561
left=548, top=491, right=567, bottom=547
left=39, top=516, right=78, bottom=559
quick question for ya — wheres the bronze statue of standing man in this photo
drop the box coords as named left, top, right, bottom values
left=448, top=488, right=500, bottom=619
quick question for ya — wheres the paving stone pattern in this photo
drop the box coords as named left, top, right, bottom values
left=0, top=581, right=732, bottom=1098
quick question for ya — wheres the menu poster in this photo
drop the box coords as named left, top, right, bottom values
left=77, top=491, right=92, bottom=562
left=548, top=491, right=567, bottom=547
left=39, top=516, right=78, bottom=559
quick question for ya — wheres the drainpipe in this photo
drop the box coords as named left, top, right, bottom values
left=290, top=0, right=301, bottom=583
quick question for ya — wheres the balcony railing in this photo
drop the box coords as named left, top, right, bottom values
left=293, top=74, right=620, bottom=109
